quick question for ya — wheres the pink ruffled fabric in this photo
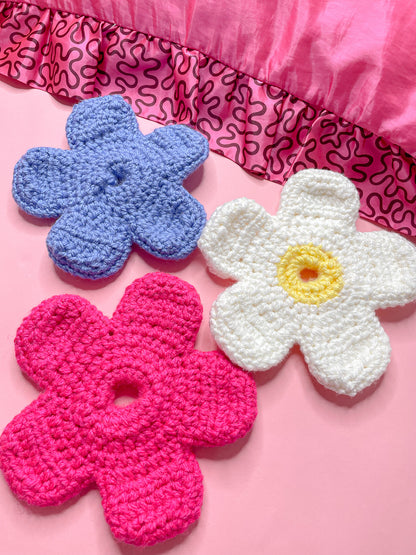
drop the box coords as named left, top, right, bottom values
left=0, top=0, right=415, bottom=235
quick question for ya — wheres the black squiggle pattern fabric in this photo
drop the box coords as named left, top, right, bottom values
left=0, top=1, right=415, bottom=235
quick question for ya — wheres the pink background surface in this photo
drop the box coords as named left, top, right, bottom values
left=0, top=77, right=416, bottom=554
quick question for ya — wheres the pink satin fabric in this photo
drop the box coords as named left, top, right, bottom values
left=31, top=0, right=416, bottom=158
left=0, top=1, right=415, bottom=234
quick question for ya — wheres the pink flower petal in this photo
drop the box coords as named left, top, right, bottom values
left=96, top=443, right=203, bottom=546
left=112, top=273, right=203, bottom=357
left=15, top=295, right=108, bottom=390
left=179, top=351, right=257, bottom=446
left=0, top=394, right=93, bottom=506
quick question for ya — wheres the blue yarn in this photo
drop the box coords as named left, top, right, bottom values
left=13, top=95, right=209, bottom=279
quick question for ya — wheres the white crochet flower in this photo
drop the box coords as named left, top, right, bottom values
left=198, top=169, right=416, bottom=396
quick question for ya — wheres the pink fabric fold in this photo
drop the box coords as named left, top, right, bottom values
left=30, top=0, right=416, bottom=156
left=1, top=0, right=415, bottom=234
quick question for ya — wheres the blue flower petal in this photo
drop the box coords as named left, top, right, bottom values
left=130, top=187, right=206, bottom=260
left=145, top=124, right=209, bottom=180
left=46, top=206, right=132, bottom=279
left=13, top=147, right=75, bottom=218
left=66, top=95, right=141, bottom=150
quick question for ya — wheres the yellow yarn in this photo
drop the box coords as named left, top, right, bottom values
left=277, top=244, right=343, bottom=305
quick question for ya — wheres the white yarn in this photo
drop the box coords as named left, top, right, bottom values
left=198, top=169, right=416, bottom=396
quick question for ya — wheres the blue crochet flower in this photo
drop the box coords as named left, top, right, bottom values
left=13, top=95, right=209, bottom=279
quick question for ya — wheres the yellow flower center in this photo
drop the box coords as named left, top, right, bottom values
left=276, top=244, right=343, bottom=305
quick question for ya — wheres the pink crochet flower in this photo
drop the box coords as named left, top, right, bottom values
left=0, top=273, right=257, bottom=546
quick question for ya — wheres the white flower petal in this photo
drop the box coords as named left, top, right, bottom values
left=275, top=169, right=360, bottom=246
left=210, top=279, right=298, bottom=371
left=299, top=299, right=391, bottom=396
left=355, top=230, right=416, bottom=308
left=198, top=198, right=278, bottom=280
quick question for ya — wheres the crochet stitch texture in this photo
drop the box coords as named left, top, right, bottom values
left=198, top=168, right=416, bottom=397
left=12, top=95, right=209, bottom=279
left=0, top=273, right=257, bottom=546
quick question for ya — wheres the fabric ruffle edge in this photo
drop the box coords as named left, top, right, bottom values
left=1, top=0, right=415, bottom=235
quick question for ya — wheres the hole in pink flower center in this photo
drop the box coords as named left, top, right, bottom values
left=299, top=267, right=319, bottom=282
left=113, top=382, right=140, bottom=407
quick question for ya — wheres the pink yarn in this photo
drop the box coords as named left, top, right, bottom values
left=0, top=273, right=257, bottom=546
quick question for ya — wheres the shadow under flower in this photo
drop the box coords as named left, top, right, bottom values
left=133, top=244, right=203, bottom=274
left=23, top=484, right=195, bottom=553
left=194, top=430, right=252, bottom=461
left=251, top=343, right=385, bottom=407
left=18, top=207, right=56, bottom=227
left=54, top=264, right=124, bottom=291
left=252, top=352, right=292, bottom=387
left=377, top=302, right=416, bottom=323
left=182, top=165, right=204, bottom=193
left=24, top=484, right=94, bottom=516
left=116, top=522, right=197, bottom=555
left=308, top=367, right=384, bottom=408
